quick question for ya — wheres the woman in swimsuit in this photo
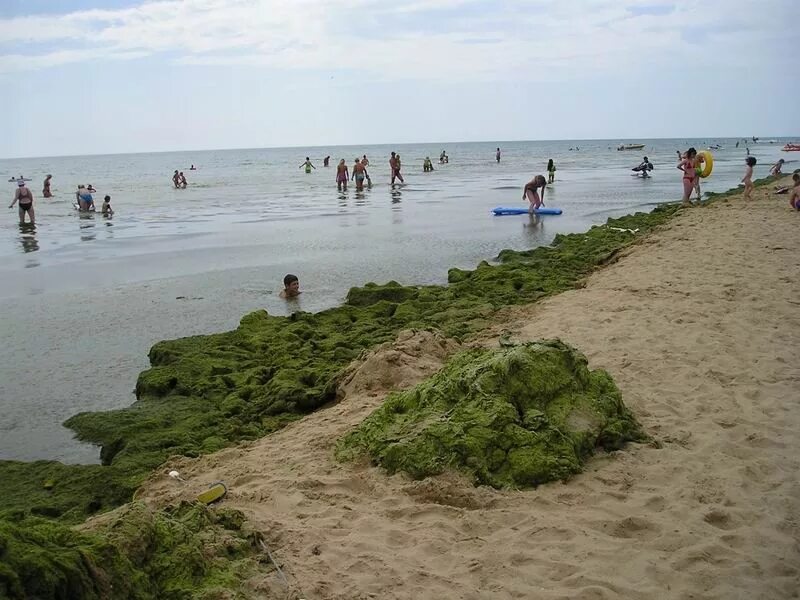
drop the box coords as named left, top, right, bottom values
left=76, top=185, right=94, bottom=211
left=677, top=147, right=699, bottom=206
left=9, top=180, right=35, bottom=224
left=547, top=159, right=556, bottom=183
left=43, top=175, right=52, bottom=198
left=522, top=175, right=547, bottom=212
left=336, top=159, right=349, bottom=191
left=299, top=157, right=316, bottom=174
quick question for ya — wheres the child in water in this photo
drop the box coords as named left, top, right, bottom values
left=279, top=274, right=301, bottom=299
left=523, top=175, right=547, bottom=212
left=336, top=159, right=349, bottom=191
left=742, top=156, right=756, bottom=200
left=101, top=195, right=114, bottom=216
left=299, top=157, right=316, bottom=174
left=547, top=159, right=556, bottom=183
left=423, top=157, right=434, bottom=172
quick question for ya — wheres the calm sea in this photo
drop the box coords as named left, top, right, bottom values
left=0, top=138, right=792, bottom=463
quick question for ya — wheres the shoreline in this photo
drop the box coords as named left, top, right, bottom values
left=1, top=174, right=796, bottom=597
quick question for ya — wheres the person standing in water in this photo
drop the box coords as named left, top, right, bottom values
left=43, top=175, right=53, bottom=198
left=742, top=156, right=756, bottom=201
left=336, top=159, right=349, bottom=191
left=423, top=157, right=434, bottom=172
left=394, top=154, right=405, bottom=184
left=352, top=158, right=369, bottom=191
left=172, top=170, right=180, bottom=188
left=389, top=152, right=399, bottom=184
left=178, top=172, right=187, bottom=188
left=361, top=155, right=369, bottom=167
left=9, top=180, right=35, bottom=224
left=496, top=147, right=501, bottom=163
left=547, top=159, right=556, bottom=183
left=323, top=156, right=330, bottom=167
left=300, top=157, right=316, bottom=173
left=522, top=175, right=547, bottom=212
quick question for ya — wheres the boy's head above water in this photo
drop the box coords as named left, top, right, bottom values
left=282, top=273, right=300, bottom=297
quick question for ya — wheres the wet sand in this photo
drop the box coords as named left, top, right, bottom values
left=137, top=178, right=799, bottom=598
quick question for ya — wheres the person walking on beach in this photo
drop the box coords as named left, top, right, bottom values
left=43, top=174, right=53, bottom=198
left=9, top=180, right=35, bottom=224
left=496, top=147, right=501, bottom=163
left=677, top=147, right=699, bottom=206
left=742, top=156, right=756, bottom=201
left=522, top=175, right=547, bottom=212
left=352, top=158, right=369, bottom=191
left=300, top=157, right=316, bottom=174
left=547, top=159, right=557, bottom=183
left=336, top=159, right=349, bottom=191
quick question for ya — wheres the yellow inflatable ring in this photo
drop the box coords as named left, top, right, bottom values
left=697, top=151, right=713, bottom=178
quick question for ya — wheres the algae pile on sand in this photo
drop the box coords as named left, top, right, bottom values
left=0, top=502, right=260, bottom=600
left=1, top=206, right=680, bottom=524
left=337, top=340, right=645, bottom=487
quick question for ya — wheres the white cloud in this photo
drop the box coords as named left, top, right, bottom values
left=0, top=0, right=791, bottom=77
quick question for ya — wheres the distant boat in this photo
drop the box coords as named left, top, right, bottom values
left=782, top=143, right=800, bottom=152
left=617, top=144, right=646, bottom=151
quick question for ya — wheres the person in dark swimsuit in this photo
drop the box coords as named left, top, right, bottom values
left=43, top=175, right=53, bottom=198
left=9, top=180, right=35, bottom=224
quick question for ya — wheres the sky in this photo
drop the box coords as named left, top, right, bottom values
left=1, top=0, right=797, bottom=158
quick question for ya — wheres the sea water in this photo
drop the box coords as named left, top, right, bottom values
left=0, top=138, right=791, bottom=462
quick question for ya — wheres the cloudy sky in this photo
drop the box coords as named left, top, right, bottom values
left=1, top=0, right=796, bottom=158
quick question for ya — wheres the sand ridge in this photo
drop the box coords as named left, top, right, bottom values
left=139, top=180, right=800, bottom=599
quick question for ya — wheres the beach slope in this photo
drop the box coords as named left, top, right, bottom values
left=139, top=180, right=799, bottom=599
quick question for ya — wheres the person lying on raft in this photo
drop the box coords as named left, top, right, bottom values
left=633, top=156, right=654, bottom=175
left=522, top=175, right=547, bottom=212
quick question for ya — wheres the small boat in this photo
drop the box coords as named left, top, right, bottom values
left=617, top=144, right=646, bottom=151
left=782, top=143, right=800, bottom=152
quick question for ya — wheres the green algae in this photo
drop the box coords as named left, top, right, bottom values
left=3, top=205, right=682, bottom=525
left=0, top=502, right=259, bottom=600
left=336, top=340, right=645, bottom=488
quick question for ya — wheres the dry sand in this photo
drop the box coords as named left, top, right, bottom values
left=139, top=180, right=800, bottom=599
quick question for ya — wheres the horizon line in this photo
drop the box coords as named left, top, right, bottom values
left=1, top=134, right=795, bottom=162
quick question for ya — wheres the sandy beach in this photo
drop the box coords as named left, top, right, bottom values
left=137, top=179, right=799, bottom=599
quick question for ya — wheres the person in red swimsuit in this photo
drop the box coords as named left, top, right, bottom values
left=677, top=147, right=699, bottom=206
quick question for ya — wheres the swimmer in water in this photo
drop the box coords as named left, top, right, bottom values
left=300, top=157, right=316, bottom=173
left=522, top=175, right=547, bottom=212
left=189, top=164, right=196, bottom=170
left=742, top=156, right=756, bottom=201
left=101, top=195, right=114, bottom=216
left=279, top=273, right=301, bottom=299
left=9, top=180, right=35, bottom=224
left=336, top=159, right=349, bottom=191
left=352, top=158, right=368, bottom=191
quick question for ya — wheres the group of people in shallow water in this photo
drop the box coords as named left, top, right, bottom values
left=172, top=170, right=189, bottom=188
left=7, top=173, right=117, bottom=225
